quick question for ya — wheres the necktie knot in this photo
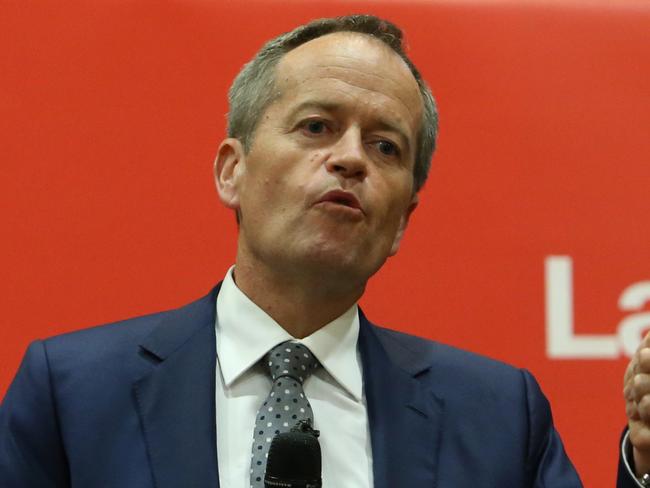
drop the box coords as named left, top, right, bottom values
left=266, top=341, right=319, bottom=384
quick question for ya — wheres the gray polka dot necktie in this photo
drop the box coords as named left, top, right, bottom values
left=250, top=341, right=320, bottom=488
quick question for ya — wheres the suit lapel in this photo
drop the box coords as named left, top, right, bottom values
left=359, top=313, right=444, bottom=488
left=133, top=287, right=220, bottom=488
left=128, top=287, right=442, bottom=488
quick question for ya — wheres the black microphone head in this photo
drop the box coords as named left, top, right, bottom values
left=264, top=423, right=322, bottom=488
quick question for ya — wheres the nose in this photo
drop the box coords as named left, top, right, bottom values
left=324, top=128, right=368, bottom=181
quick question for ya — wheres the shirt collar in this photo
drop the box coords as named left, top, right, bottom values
left=216, top=266, right=363, bottom=401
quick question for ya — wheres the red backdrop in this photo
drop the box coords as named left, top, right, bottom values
left=2, top=1, right=649, bottom=486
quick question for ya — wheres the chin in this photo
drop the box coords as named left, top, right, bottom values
left=298, top=242, right=385, bottom=283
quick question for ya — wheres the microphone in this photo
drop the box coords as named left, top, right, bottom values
left=264, top=419, right=322, bottom=488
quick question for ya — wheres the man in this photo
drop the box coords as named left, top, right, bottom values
left=0, top=14, right=600, bottom=487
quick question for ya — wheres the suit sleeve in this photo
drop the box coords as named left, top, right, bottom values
left=521, top=369, right=583, bottom=487
left=617, top=429, right=645, bottom=488
left=0, top=341, right=70, bottom=487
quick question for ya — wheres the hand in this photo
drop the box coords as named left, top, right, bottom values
left=624, top=332, right=650, bottom=476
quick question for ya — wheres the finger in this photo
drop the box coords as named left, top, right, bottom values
left=626, top=357, right=638, bottom=383
left=625, top=381, right=636, bottom=402
left=638, top=395, right=650, bottom=425
left=639, top=332, right=650, bottom=352
left=633, top=374, right=650, bottom=403
left=639, top=348, right=650, bottom=374
left=629, top=422, right=650, bottom=452
left=628, top=400, right=641, bottom=421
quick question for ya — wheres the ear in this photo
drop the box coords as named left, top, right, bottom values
left=213, top=138, right=245, bottom=210
left=389, top=193, right=419, bottom=256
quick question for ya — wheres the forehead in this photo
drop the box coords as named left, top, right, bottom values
left=272, top=32, right=422, bottom=136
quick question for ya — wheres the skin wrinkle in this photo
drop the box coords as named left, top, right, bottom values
left=314, top=62, right=403, bottom=83
left=309, top=33, right=408, bottom=70
left=286, top=73, right=413, bottom=108
left=277, top=80, right=416, bottom=158
left=286, top=122, right=409, bottom=172
left=279, top=34, right=420, bottom=118
left=306, top=126, right=398, bottom=176
left=281, top=99, right=412, bottom=158
left=286, top=70, right=418, bottom=122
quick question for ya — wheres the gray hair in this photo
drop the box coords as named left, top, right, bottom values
left=227, top=14, right=438, bottom=193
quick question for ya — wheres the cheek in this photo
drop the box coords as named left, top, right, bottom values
left=309, top=150, right=326, bottom=165
left=375, top=174, right=412, bottom=215
left=242, top=173, right=303, bottom=224
left=376, top=193, right=412, bottom=238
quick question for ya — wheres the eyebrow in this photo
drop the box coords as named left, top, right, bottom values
left=286, top=100, right=413, bottom=154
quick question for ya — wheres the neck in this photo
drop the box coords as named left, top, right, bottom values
left=232, top=259, right=365, bottom=339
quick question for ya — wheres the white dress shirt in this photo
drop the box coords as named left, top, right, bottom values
left=215, top=266, right=374, bottom=488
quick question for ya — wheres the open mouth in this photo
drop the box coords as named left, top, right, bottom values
left=331, top=196, right=356, bottom=207
left=317, top=190, right=362, bottom=211
left=314, top=190, right=364, bottom=221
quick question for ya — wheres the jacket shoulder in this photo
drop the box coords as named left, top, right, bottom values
left=363, top=324, right=582, bottom=486
left=372, top=324, right=523, bottom=380
left=368, top=324, right=541, bottom=412
left=41, top=287, right=217, bottom=375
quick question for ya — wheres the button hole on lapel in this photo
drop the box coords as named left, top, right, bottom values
left=407, top=404, right=428, bottom=418
left=138, top=346, right=162, bottom=365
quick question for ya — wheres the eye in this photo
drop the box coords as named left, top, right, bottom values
left=376, top=140, right=399, bottom=157
left=304, top=120, right=327, bottom=134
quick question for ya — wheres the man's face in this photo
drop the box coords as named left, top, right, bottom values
left=217, top=32, right=423, bottom=285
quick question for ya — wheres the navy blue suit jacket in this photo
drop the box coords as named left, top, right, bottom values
left=1, top=285, right=585, bottom=487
